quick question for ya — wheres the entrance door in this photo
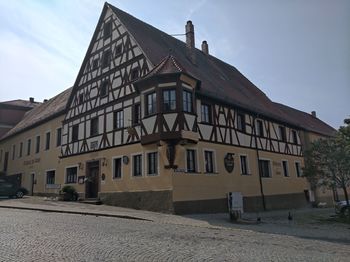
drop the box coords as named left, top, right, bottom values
left=85, top=161, right=99, bottom=199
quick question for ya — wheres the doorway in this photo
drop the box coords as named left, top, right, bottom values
left=30, top=173, right=35, bottom=196
left=85, top=161, right=100, bottom=199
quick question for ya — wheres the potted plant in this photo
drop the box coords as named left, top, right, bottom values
left=60, top=185, right=78, bottom=201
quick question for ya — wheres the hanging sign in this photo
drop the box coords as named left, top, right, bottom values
left=224, top=153, right=235, bottom=173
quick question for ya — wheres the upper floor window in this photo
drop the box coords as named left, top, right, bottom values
left=130, top=68, right=139, bottom=80
left=45, top=132, right=51, bottom=150
left=240, top=155, right=249, bottom=175
left=19, top=142, right=23, bottom=158
left=292, top=130, right=298, bottom=144
left=163, top=89, right=176, bottom=111
left=92, top=58, right=99, bottom=70
left=35, top=136, right=40, bottom=154
left=146, top=92, right=157, bottom=115
left=72, top=125, right=79, bottom=142
left=56, top=128, right=62, bottom=147
left=259, top=159, right=271, bottom=178
left=27, top=139, right=31, bottom=156
left=183, top=90, right=193, bottom=113
left=103, top=21, right=112, bottom=39
left=12, top=145, right=15, bottom=160
left=90, top=117, right=99, bottom=136
left=256, top=119, right=264, bottom=137
left=237, top=113, right=246, bottom=132
left=114, top=110, right=124, bottom=129
left=100, top=80, right=109, bottom=97
left=133, top=104, right=141, bottom=125
left=115, top=44, right=122, bottom=57
left=201, top=103, right=211, bottom=123
left=79, top=93, right=84, bottom=104
left=282, top=160, right=289, bottom=177
left=102, top=49, right=111, bottom=68
left=278, top=126, right=286, bottom=142
left=204, top=150, right=215, bottom=173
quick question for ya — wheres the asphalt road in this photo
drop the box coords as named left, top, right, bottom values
left=0, top=208, right=348, bottom=262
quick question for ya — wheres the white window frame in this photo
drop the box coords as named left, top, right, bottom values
left=295, top=161, right=302, bottom=177
left=185, top=148, right=199, bottom=174
left=203, top=149, right=217, bottom=174
left=146, top=151, right=159, bottom=176
left=65, top=165, right=79, bottom=184
left=239, top=154, right=250, bottom=175
left=112, top=156, right=123, bottom=180
left=131, top=152, right=143, bottom=178
left=258, top=158, right=272, bottom=178
left=282, top=160, right=289, bottom=177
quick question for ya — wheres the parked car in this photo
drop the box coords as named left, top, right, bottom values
left=0, top=177, right=28, bottom=198
left=335, top=200, right=350, bottom=216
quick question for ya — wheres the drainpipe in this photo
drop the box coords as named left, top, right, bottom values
left=253, top=115, right=266, bottom=210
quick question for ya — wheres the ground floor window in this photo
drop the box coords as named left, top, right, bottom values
left=282, top=160, right=289, bottom=177
left=133, top=154, right=142, bottom=177
left=66, top=167, right=77, bottom=183
left=186, top=149, right=196, bottom=173
left=113, top=157, right=122, bottom=179
left=147, top=152, right=158, bottom=176
left=295, top=162, right=302, bottom=177
left=259, top=159, right=271, bottom=178
left=204, top=150, right=215, bottom=173
left=240, top=155, right=249, bottom=175
left=46, top=170, right=55, bottom=185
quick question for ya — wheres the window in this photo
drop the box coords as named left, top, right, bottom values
left=27, top=139, right=31, bottom=156
left=79, top=93, right=84, bottom=104
left=240, top=155, right=249, bottom=175
left=35, top=136, right=40, bottom=153
left=147, top=152, right=158, bottom=175
left=146, top=92, right=157, bottom=115
left=45, top=132, right=50, bottom=150
left=292, top=130, right=298, bottom=144
left=113, top=158, right=122, bottom=179
left=259, top=159, right=271, bottom=178
left=12, top=145, right=15, bottom=160
left=237, top=113, right=246, bottom=132
left=72, top=125, right=79, bottom=142
left=279, top=126, right=286, bottom=142
left=56, top=128, right=62, bottom=147
left=133, top=104, right=141, bottom=125
left=115, top=44, right=122, bottom=56
left=204, top=150, right=215, bottom=173
left=0, top=149, right=2, bottom=163
left=100, top=80, right=109, bottom=97
left=102, top=49, right=111, bottom=68
left=295, top=162, right=302, bottom=177
left=183, top=90, right=193, bottom=113
left=186, top=149, right=196, bottom=173
left=66, top=167, right=77, bottom=184
left=130, top=68, right=139, bottom=80
left=46, top=170, right=55, bottom=185
left=19, top=142, right=23, bottom=158
left=92, top=59, right=99, bottom=70
left=163, top=89, right=176, bottom=111
left=201, top=103, right=211, bottom=123
left=256, top=120, right=264, bottom=137
left=90, top=117, right=99, bottom=136
left=113, top=110, right=124, bottom=129
left=104, top=21, right=112, bottom=39
left=282, top=160, right=289, bottom=177
left=132, top=154, right=142, bottom=177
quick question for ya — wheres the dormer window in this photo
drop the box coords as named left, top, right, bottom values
left=163, top=89, right=176, bottom=111
left=104, top=21, right=112, bottom=39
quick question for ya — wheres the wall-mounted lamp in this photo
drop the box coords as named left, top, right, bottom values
left=102, top=158, right=108, bottom=167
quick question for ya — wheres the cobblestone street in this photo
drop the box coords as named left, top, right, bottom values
left=0, top=208, right=349, bottom=262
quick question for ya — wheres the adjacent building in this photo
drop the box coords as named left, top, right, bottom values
left=0, top=3, right=336, bottom=213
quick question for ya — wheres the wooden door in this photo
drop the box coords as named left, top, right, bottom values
left=85, top=161, right=99, bottom=198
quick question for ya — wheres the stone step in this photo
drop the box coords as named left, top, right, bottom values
left=80, top=199, right=102, bottom=205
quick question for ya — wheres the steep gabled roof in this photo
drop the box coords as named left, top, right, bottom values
left=1, top=87, right=72, bottom=141
left=273, top=103, right=336, bottom=137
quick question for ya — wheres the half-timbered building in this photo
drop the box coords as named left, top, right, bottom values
left=0, top=3, right=336, bottom=213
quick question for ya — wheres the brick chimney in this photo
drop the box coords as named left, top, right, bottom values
left=311, top=111, right=316, bottom=118
left=29, top=97, right=34, bottom=103
left=185, top=21, right=196, bottom=64
left=201, top=40, right=209, bottom=55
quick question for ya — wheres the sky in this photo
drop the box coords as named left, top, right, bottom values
left=0, top=0, right=349, bottom=129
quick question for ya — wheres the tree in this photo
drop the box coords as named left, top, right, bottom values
left=303, top=118, right=350, bottom=206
